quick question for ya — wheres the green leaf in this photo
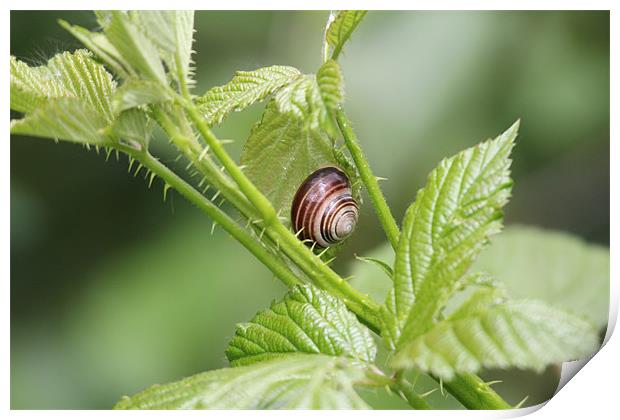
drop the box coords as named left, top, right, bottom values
left=240, top=101, right=337, bottom=215
left=332, top=136, right=363, bottom=201
left=130, top=11, right=195, bottom=85
left=324, top=11, right=368, bottom=60
left=273, top=75, right=325, bottom=131
left=316, top=59, right=344, bottom=110
left=392, top=300, right=599, bottom=380
left=59, top=20, right=132, bottom=79
left=349, top=242, right=394, bottom=302
left=445, top=285, right=506, bottom=321
left=273, top=61, right=344, bottom=135
left=226, top=284, right=376, bottom=367
left=112, top=80, right=171, bottom=113
left=10, top=50, right=123, bottom=146
left=11, top=98, right=111, bottom=145
left=10, top=57, right=46, bottom=113
left=355, top=255, right=393, bottom=279
left=383, top=121, right=518, bottom=349
left=104, top=11, right=167, bottom=85
left=114, top=354, right=371, bottom=409
left=196, top=65, right=301, bottom=126
left=473, top=225, right=610, bottom=328
left=10, top=50, right=115, bottom=120
left=111, top=109, right=152, bottom=149
left=94, top=11, right=113, bottom=29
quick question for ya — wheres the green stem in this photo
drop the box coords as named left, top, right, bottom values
left=175, top=53, right=191, bottom=99
left=183, top=100, right=278, bottom=225
left=181, top=97, right=382, bottom=328
left=335, top=109, right=400, bottom=250
left=152, top=105, right=288, bottom=262
left=128, top=149, right=301, bottom=288
left=442, top=373, right=511, bottom=410
left=271, top=222, right=382, bottom=330
left=391, top=378, right=432, bottom=410
left=151, top=106, right=257, bottom=220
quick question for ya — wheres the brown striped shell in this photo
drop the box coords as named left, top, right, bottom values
left=291, top=167, right=358, bottom=248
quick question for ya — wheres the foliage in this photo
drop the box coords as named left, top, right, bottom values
left=323, top=11, right=368, bottom=60
left=226, top=284, right=376, bottom=366
left=10, top=10, right=606, bottom=410
left=115, top=354, right=372, bottom=409
left=473, top=225, right=610, bottom=328
left=197, top=65, right=301, bottom=126
left=10, top=50, right=151, bottom=150
left=382, top=122, right=517, bottom=348
left=240, top=101, right=336, bottom=214
left=393, top=298, right=598, bottom=380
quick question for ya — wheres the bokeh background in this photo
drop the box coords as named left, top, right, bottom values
left=10, top=11, right=609, bottom=409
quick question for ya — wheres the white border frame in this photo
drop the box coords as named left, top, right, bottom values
left=3, top=2, right=617, bottom=419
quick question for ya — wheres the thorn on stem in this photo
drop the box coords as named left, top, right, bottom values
left=198, top=147, right=210, bottom=161
left=419, top=388, right=438, bottom=399
left=317, top=248, right=329, bottom=258
left=514, top=395, right=529, bottom=409
left=163, top=183, right=171, bottom=201
left=148, top=172, right=157, bottom=188
left=485, top=380, right=502, bottom=387
left=323, top=256, right=336, bottom=266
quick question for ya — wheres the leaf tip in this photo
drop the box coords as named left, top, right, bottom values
left=505, top=119, right=521, bottom=140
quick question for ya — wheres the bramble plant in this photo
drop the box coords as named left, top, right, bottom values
left=10, top=11, right=608, bottom=410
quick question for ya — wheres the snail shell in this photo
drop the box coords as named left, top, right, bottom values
left=291, top=167, right=358, bottom=248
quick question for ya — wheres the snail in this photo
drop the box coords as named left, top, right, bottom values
left=291, top=166, right=359, bottom=248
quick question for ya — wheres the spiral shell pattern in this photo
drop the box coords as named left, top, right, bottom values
left=291, top=167, right=358, bottom=248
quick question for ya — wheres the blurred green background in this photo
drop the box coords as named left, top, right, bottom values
left=10, top=11, right=609, bottom=409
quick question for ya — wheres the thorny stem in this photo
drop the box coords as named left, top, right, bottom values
left=183, top=99, right=278, bottom=225
left=175, top=53, right=191, bottom=100
left=335, top=109, right=400, bottom=250
left=441, top=373, right=511, bottom=410
left=150, top=106, right=257, bottom=220
left=124, top=147, right=301, bottom=289
left=180, top=96, right=382, bottom=329
left=391, top=377, right=432, bottom=410
left=152, top=105, right=289, bottom=266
